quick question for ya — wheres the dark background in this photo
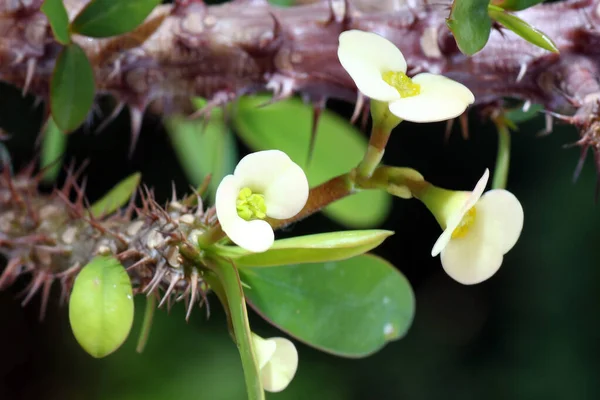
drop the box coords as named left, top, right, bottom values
left=2, top=2, right=600, bottom=399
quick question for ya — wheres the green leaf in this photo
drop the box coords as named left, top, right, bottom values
left=447, top=0, right=492, bottom=55
left=219, top=230, right=394, bottom=267
left=41, top=0, right=71, bottom=45
left=40, top=118, right=67, bottom=183
left=488, top=5, right=559, bottom=53
left=491, top=0, right=543, bottom=11
left=69, top=256, right=134, bottom=358
left=232, top=95, right=392, bottom=228
left=165, top=112, right=237, bottom=202
left=240, top=254, right=415, bottom=357
left=504, top=103, right=543, bottom=124
left=89, top=172, right=141, bottom=218
left=50, top=43, right=95, bottom=132
left=70, top=0, right=161, bottom=37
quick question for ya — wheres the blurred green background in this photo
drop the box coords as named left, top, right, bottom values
left=2, top=1, right=600, bottom=397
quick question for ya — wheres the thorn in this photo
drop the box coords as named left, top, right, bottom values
left=187, top=91, right=232, bottom=121
left=573, top=143, right=588, bottom=183
left=20, top=271, right=48, bottom=307
left=444, top=118, right=455, bottom=143
left=159, top=274, right=181, bottom=308
left=143, top=261, right=166, bottom=294
left=127, top=257, right=152, bottom=271
left=0, top=258, right=22, bottom=290
left=307, top=97, right=326, bottom=166
left=22, top=58, right=36, bottom=97
left=516, top=62, right=528, bottom=83
left=350, top=91, right=365, bottom=125
left=459, top=113, right=469, bottom=139
left=185, top=270, right=199, bottom=322
left=537, top=113, right=554, bottom=137
left=57, top=262, right=81, bottom=305
left=522, top=100, right=532, bottom=113
left=96, top=102, right=125, bottom=134
left=328, top=0, right=351, bottom=25
left=129, top=106, right=144, bottom=158
left=264, top=75, right=295, bottom=106
left=39, top=277, right=54, bottom=321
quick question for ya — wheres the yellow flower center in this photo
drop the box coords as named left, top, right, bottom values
left=451, top=207, right=477, bottom=239
left=236, top=187, right=267, bottom=221
left=382, top=71, right=421, bottom=98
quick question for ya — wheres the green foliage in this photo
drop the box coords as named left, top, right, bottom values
left=232, top=95, right=392, bottom=228
left=488, top=5, right=558, bottom=53
left=492, top=0, right=544, bottom=11
left=240, top=254, right=415, bottom=357
left=41, top=0, right=71, bottom=45
left=89, top=172, right=141, bottom=218
left=50, top=43, right=95, bottom=132
left=219, top=230, right=394, bottom=267
left=69, top=256, right=134, bottom=358
left=505, top=103, right=543, bottom=124
left=70, top=0, right=162, bottom=38
left=40, top=118, right=66, bottom=182
left=165, top=112, right=237, bottom=202
left=447, top=0, right=492, bottom=55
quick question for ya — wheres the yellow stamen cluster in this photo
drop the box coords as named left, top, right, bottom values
left=451, top=207, right=477, bottom=239
left=382, top=71, right=421, bottom=98
left=236, top=187, right=267, bottom=221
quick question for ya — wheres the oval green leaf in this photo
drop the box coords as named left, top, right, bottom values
left=232, top=95, right=391, bottom=228
left=165, top=112, right=237, bottom=203
left=50, top=43, right=95, bottom=133
left=40, top=117, right=66, bottom=183
left=240, top=254, right=415, bottom=358
left=219, top=230, right=394, bottom=267
left=89, top=172, right=141, bottom=218
left=69, top=256, right=134, bottom=358
left=41, top=0, right=71, bottom=45
left=70, top=0, right=161, bottom=38
left=488, top=6, right=559, bottom=53
left=447, top=0, right=492, bottom=55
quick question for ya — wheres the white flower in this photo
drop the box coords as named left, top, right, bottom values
left=215, top=150, right=309, bottom=253
left=252, top=333, right=299, bottom=393
left=337, top=30, right=475, bottom=123
left=430, top=169, right=524, bottom=285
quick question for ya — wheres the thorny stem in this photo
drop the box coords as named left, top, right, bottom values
left=492, top=121, right=512, bottom=189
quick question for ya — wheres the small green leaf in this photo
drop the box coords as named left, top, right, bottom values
left=240, top=254, right=415, bottom=357
left=89, top=172, right=141, bottom=218
left=40, top=118, right=66, bottom=183
left=41, top=0, right=71, bottom=45
left=70, top=0, right=161, bottom=37
left=232, top=95, right=392, bottom=228
left=69, top=256, right=134, bottom=358
left=504, top=103, right=543, bottom=124
left=488, top=6, right=559, bottom=53
left=50, top=43, right=95, bottom=132
left=447, top=0, right=492, bottom=55
left=165, top=112, right=237, bottom=202
left=491, top=0, right=543, bottom=11
left=220, top=230, right=394, bottom=267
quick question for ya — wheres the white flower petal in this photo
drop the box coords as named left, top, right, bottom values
left=388, top=73, right=474, bottom=122
left=476, top=189, right=524, bottom=254
left=252, top=333, right=277, bottom=370
left=216, top=175, right=275, bottom=252
left=264, top=162, right=309, bottom=219
left=440, top=234, right=504, bottom=285
left=260, top=337, right=299, bottom=393
left=338, top=30, right=406, bottom=101
left=233, top=150, right=298, bottom=193
left=431, top=169, right=489, bottom=257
